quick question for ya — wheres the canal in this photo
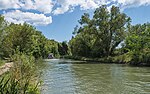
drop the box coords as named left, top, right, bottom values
left=40, top=59, right=150, bottom=94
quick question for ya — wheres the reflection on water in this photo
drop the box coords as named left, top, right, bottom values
left=39, top=59, right=150, bottom=94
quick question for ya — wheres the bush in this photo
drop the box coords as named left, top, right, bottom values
left=10, top=53, right=37, bottom=80
left=0, top=52, right=41, bottom=94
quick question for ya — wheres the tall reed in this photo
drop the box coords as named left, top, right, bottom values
left=0, top=52, right=40, bottom=94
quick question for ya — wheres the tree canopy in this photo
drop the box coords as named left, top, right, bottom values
left=69, top=5, right=130, bottom=57
left=0, top=15, right=69, bottom=59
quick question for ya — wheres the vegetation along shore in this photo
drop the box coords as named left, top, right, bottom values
left=0, top=5, right=150, bottom=94
left=68, top=5, right=150, bottom=66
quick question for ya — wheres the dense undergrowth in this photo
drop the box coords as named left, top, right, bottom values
left=0, top=52, right=41, bottom=94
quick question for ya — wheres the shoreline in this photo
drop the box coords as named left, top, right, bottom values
left=64, top=56, right=150, bottom=67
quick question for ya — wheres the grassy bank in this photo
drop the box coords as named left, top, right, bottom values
left=0, top=53, right=41, bottom=94
left=64, top=55, right=126, bottom=63
left=64, top=53, right=150, bottom=66
left=64, top=55, right=111, bottom=63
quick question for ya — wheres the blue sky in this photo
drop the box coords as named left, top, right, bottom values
left=0, top=0, right=150, bottom=42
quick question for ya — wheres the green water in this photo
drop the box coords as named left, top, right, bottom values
left=40, top=59, right=150, bottom=94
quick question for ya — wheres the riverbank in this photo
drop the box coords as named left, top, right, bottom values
left=64, top=56, right=125, bottom=63
left=0, top=54, right=41, bottom=94
left=64, top=55, right=150, bottom=66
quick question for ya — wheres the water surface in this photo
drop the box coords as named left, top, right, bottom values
left=40, top=59, right=150, bottom=94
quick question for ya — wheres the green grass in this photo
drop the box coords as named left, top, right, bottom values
left=0, top=52, right=41, bottom=94
left=0, top=60, right=5, bottom=66
left=0, top=76, right=40, bottom=94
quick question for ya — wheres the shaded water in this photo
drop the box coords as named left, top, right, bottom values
left=40, top=59, right=150, bottom=94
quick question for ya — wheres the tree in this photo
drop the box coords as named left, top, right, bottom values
left=0, top=15, right=7, bottom=58
left=69, top=5, right=130, bottom=57
left=0, top=22, right=60, bottom=59
left=125, top=23, right=150, bottom=64
left=58, top=41, right=70, bottom=56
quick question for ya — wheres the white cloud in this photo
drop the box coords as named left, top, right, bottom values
left=52, top=0, right=114, bottom=15
left=1, top=0, right=150, bottom=25
left=0, top=0, right=54, bottom=26
left=1, top=0, right=150, bottom=15
left=80, top=0, right=98, bottom=10
left=53, top=0, right=150, bottom=15
left=20, top=0, right=54, bottom=14
left=116, top=0, right=150, bottom=9
left=0, top=0, right=20, bottom=10
left=3, top=10, right=52, bottom=26
left=53, top=0, right=103, bottom=15
left=0, top=0, right=54, bottom=14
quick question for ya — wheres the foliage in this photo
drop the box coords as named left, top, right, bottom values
left=10, top=51, right=37, bottom=80
left=69, top=5, right=130, bottom=58
left=0, top=76, right=40, bottom=94
left=0, top=15, right=62, bottom=59
left=0, top=12, right=70, bottom=94
left=58, top=41, right=70, bottom=56
left=0, top=52, right=41, bottom=94
left=0, top=60, right=5, bottom=66
left=69, top=5, right=150, bottom=65
left=124, top=23, right=150, bottom=64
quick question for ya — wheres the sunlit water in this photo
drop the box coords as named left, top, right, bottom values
left=39, top=59, right=150, bottom=94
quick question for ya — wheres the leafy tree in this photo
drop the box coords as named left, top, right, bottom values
left=0, top=21, right=60, bottom=59
left=69, top=5, right=130, bottom=57
left=58, top=41, right=70, bottom=56
left=125, top=23, right=150, bottom=64
left=0, top=15, right=8, bottom=58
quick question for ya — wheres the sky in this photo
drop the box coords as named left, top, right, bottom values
left=0, top=0, right=150, bottom=42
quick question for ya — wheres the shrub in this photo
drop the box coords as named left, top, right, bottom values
left=0, top=52, right=41, bottom=94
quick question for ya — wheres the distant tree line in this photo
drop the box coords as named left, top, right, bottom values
left=0, top=16, right=70, bottom=59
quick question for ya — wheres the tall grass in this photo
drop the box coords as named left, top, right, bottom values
left=0, top=52, right=41, bottom=94
left=0, top=60, right=5, bottom=66
left=0, top=76, right=39, bottom=94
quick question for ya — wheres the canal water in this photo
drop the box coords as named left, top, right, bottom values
left=40, top=59, right=150, bottom=94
